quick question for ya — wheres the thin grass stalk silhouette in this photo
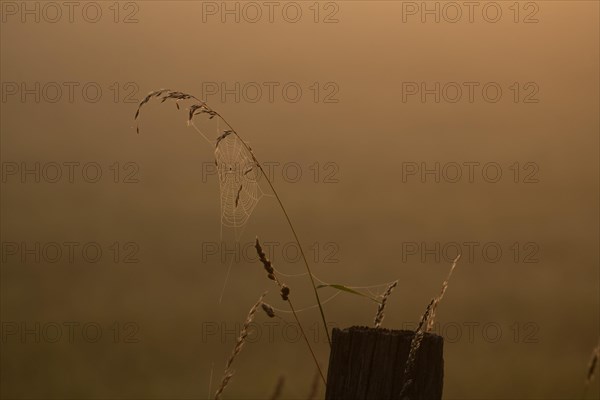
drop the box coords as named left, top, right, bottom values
left=256, top=237, right=327, bottom=385
left=134, top=90, right=332, bottom=346
left=307, top=369, right=321, bottom=400
left=287, top=300, right=327, bottom=385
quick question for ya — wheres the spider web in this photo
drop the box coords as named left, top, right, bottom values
left=189, top=118, right=268, bottom=241
left=190, top=119, right=270, bottom=303
left=215, top=133, right=266, bottom=240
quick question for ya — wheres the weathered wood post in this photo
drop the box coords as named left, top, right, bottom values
left=325, top=326, right=444, bottom=400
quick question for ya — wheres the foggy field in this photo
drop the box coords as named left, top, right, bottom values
left=1, top=1, right=599, bottom=399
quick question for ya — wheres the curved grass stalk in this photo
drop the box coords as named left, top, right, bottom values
left=135, top=90, right=331, bottom=346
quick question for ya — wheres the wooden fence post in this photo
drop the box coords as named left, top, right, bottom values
left=325, top=326, right=444, bottom=400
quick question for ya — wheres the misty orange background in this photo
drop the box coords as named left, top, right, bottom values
left=1, top=1, right=599, bottom=399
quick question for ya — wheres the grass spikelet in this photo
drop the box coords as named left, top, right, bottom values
left=280, top=284, right=290, bottom=301
left=374, top=280, right=398, bottom=328
left=261, top=302, right=276, bottom=318
left=213, top=371, right=233, bottom=400
left=255, top=238, right=275, bottom=279
left=214, top=291, right=267, bottom=400
left=427, top=254, right=461, bottom=332
left=399, top=298, right=435, bottom=398
left=134, top=89, right=207, bottom=134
